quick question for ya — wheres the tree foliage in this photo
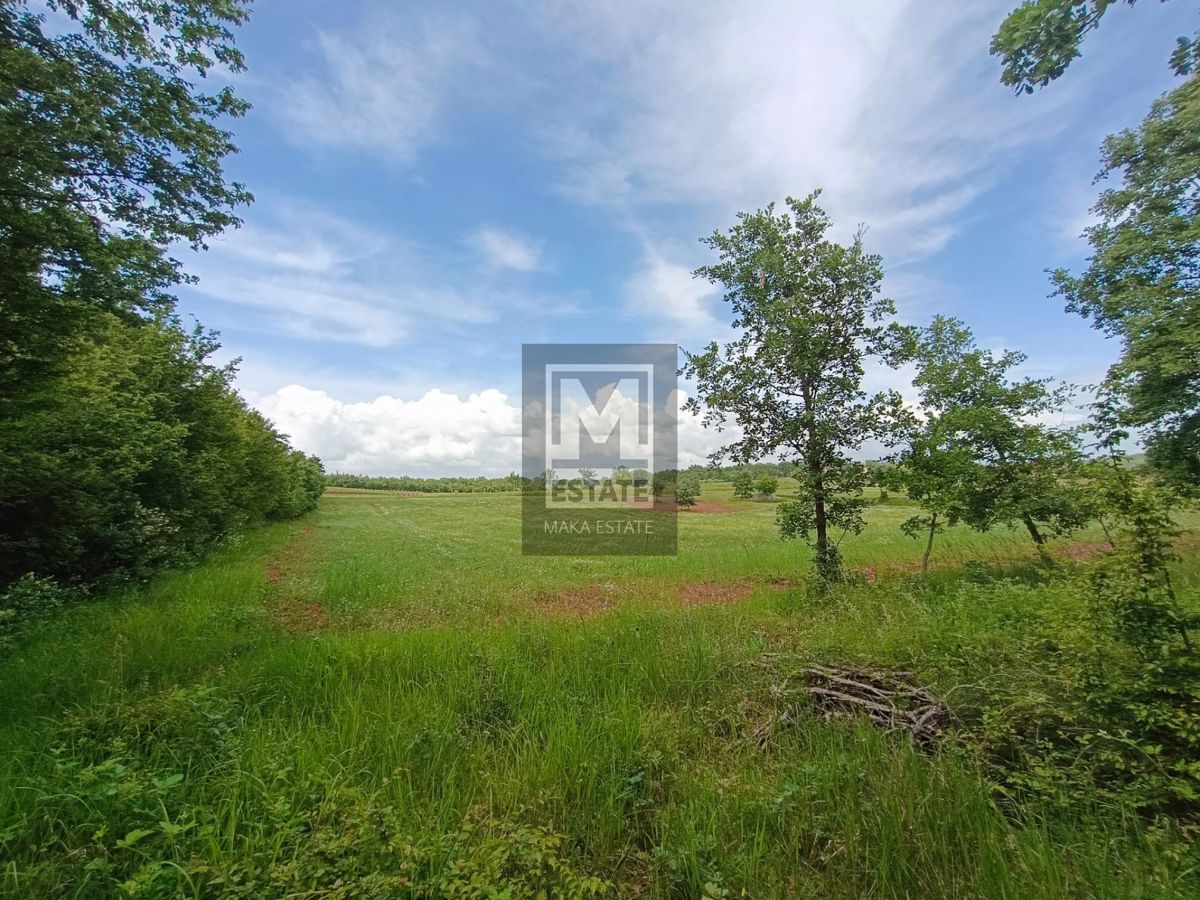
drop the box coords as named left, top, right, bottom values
left=0, top=311, right=324, bottom=585
left=674, top=472, right=702, bottom=507
left=753, top=474, right=779, bottom=498
left=994, top=1, right=1200, bottom=485
left=894, top=317, right=1091, bottom=560
left=0, top=2, right=322, bottom=587
left=684, top=193, right=911, bottom=580
left=991, top=0, right=1197, bottom=94
left=730, top=469, right=755, bottom=499
left=1052, top=76, right=1200, bottom=484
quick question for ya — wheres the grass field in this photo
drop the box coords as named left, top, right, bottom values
left=2, top=484, right=1199, bottom=897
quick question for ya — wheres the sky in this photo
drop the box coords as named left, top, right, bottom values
left=173, top=0, right=1198, bottom=476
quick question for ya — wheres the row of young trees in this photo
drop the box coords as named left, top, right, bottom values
left=685, top=191, right=1183, bottom=581
left=0, top=1, right=323, bottom=589
left=686, top=2, right=1199, bottom=581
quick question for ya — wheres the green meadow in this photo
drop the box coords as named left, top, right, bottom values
left=2, top=485, right=1198, bottom=897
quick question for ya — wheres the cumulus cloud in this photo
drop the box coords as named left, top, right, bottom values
left=255, top=383, right=732, bottom=476
left=472, top=226, right=543, bottom=270
left=257, top=385, right=523, bottom=475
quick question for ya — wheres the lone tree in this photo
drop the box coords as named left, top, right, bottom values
left=903, top=316, right=1091, bottom=558
left=684, top=193, right=911, bottom=581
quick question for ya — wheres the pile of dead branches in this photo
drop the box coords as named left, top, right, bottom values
left=752, top=657, right=950, bottom=749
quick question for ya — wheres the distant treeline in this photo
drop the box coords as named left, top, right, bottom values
left=326, top=473, right=524, bottom=493
left=696, top=462, right=796, bottom=481
left=326, top=464, right=805, bottom=492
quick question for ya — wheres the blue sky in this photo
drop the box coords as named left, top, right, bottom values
left=174, top=0, right=1197, bottom=475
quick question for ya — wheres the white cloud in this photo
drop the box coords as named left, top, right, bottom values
left=257, top=385, right=523, bottom=476
left=255, top=382, right=732, bottom=477
left=186, top=200, right=578, bottom=347
left=626, top=249, right=720, bottom=332
left=529, top=0, right=1075, bottom=261
left=472, top=226, right=543, bottom=270
left=278, top=13, right=484, bottom=164
left=275, top=2, right=1074, bottom=261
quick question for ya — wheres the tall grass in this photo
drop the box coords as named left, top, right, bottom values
left=0, top=488, right=1196, bottom=896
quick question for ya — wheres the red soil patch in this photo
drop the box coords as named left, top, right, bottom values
left=1059, top=540, right=1116, bottom=562
left=534, top=583, right=621, bottom=618
left=268, top=597, right=326, bottom=634
left=686, top=500, right=737, bottom=514
left=677, top=580, right=754, bottom=606
left=644, top=500, right=736, bottom=514
left=621, top=497, right=736, bottom=514
left=677, top=579, right=789, bottom=606
left=264, top=526, right=323, bottom=632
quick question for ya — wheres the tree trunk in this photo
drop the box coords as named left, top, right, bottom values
left=814, top=493, right=828, bottom=561
left=922, top=513, right=938, bottom=573
left=1022, top=514, right=1044, bottom=546
left=812, top=471, right=840, bottom=581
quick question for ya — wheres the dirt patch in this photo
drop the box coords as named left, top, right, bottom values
left=268, top=597, right=326, bottom=634
left=1058, top=540, right=1116, bottom=562
left=677, top=580, right=754, bottom=606
left=264, top=525, right=323, bottom=632
left=621, top=498, right=736, bottom=514
left=534, top=583, right=622, bottom=619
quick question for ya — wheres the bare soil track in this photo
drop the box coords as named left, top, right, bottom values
left=264, top=525, right=326, bottom=633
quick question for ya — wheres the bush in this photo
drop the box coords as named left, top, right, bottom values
left=964, top=564, right=1200, bottom=825
left=0, top=574, right=81, bottom=647
left=675, top=474, right=702, bottom=507
left=730, top=470, right=755, bottom=499
left=754, top=475, right=779, bottom=498
left=0, top=315, right=324, bottom=587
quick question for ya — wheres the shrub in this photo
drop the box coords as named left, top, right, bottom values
left=675, top=474, right=702, bottom=507
left=651, top=471, right=676, bottom=498
left=0, top=574, right=81, bottom=647
left=730, top=470, right=755, bottom=499
left=965, top=564, right=1200, bottom=825
left=0, top=316, right=324, bottom=588
left=753, top=475, right=779, bottom=498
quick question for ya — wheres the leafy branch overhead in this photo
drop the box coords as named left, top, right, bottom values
left=994, top=0, right=1200, bottom=485
left=991, top=0, right=1198, bottom=94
